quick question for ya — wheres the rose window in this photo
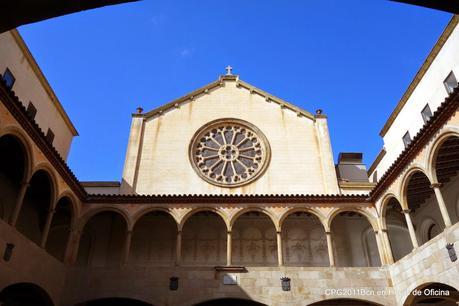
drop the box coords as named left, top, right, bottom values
left=189, top=119, right=270, bottom=187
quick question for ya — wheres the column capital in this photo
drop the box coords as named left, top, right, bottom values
left=48, top=209, right=56, bottom=214
left=374, top=230, right=379, bottom=234
left=276, top=231, right=282, bottom=235
left=402, top=209, right=411, bottom=214
left=430, top=182, right=443, bottom=189
left=227, top=231, right=232, bottom=234
left=21, top=181, right=30, bottom=187
left=381, top=228, right=388, bottom=233
left=126, top=230, right=133, bottom=235
left=325, top=231, right=332, bottom=235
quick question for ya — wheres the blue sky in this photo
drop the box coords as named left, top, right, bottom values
left=18, top=0, right=451, bottom=181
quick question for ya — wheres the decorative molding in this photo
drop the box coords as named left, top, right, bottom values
left=85, top=194, right=370, bottom=204
left=141, top=75, right=315, bottom=121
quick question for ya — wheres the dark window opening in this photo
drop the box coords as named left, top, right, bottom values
left=45, top=129, right=54, bottom=144
left=26, top=102, right=37, bottom=120
left=2, top=68, right=15, bottom=89
left=403, top=131, right=412, bottom=148
left=444, top=71, right=458, bottom=94
left=421, top=103, right=432, bottom=124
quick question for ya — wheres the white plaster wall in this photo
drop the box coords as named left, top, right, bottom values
left=372, top=22, right=459, bottom=180
left=124, top=80, right=339, bottom=195
left=0, top=31, right=75, bottom=159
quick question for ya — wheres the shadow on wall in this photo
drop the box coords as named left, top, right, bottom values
left=193, top=299, right=267, bottom=306
left=75, top=298, right=153, bottom=306
left=0, top=283, right=54, bottom=306
left=308, top=299, right=383, bottom=305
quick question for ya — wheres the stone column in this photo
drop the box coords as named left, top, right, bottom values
left=227, top=231, right=232, bottom=266
left=326, top=231, right=335, bottom=267
left=9, top=182, right=29, bottom=226
left=373, top=230, right=386, bottom=265
left=276, top=231, right=283, bottom=266
left=403, top=210, right=419, bottom=248
left=66, top=228, right=82, bottom=265
left=40, top=208, right=55, bottom=248
left=431, top=183, right=452, bottom=227
left=381, top=229, right=394, bottom=264
left=122, top=230, right=133, bottom=265
left=175, top=230, right=182, bottom=266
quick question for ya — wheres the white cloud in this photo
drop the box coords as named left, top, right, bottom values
left=179, top=48, right=193, bottom=58
left=149, top=13, right=166, bottom=28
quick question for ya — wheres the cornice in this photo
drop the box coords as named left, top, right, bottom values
left=140, top=75, right=315, bottom=121
left=86, top=193, right=370, bottom=204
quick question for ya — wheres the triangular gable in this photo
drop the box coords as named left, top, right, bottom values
left=141, top=75, right=315, bottom=120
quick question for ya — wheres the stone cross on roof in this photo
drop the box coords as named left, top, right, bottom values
left=225, top=65, right=233, bottom=75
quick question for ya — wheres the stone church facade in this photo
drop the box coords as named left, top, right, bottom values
left=1, top=16, right=459, bottom=306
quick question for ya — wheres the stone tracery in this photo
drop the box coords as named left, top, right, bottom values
left=190, top=119, right=270, bottom=187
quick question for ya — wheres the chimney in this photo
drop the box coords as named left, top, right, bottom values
left=335, top=152, right=369, bottom=183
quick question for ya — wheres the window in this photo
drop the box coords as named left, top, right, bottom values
left=421, top=104, right=432, bottom=124
left=444, top=71, right=458, bottom=94
left=189, top=119, right=270, bottom=187
left=403, top=131, right=411, bottom=148
left=2, top=68, right=15, bottom=89
left=46, top=129, right=55, bottom=144
left=26, top=102, right=37, bottom=120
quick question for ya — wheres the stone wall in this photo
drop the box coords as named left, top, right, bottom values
left=0, top=218, right=67, bottom=305
left=62, top=266, right=393, bottom=306
left=389, top=221, right=459, bottom=305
